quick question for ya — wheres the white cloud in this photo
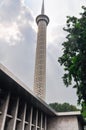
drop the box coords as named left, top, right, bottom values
left=0, top=0, right=36, bottom=90
left=0, top=0, right=34, bottom=45
left=0, top=23, right=22, bottom=45
left=0, top=0, right=21, bottom=23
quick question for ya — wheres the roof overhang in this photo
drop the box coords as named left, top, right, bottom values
left=56, top=111, right=81, bottom=116
left=0, top=63, right=56, bottom=116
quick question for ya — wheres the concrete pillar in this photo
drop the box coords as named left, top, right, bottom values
left=24, top=105, right=31, bottom=130
left=16, top=102, right=27, bottom=130
left=41, top=113, right=43, bottom=130
left=12, top=97, right=19, bottom=130
left=30, top=107, right=33, bottom=130
left=45, top=115, right=47, bottom=130
left=22, top=103, right=27, bottom=130
left=0, top=93, right=10, bottom=130
left=36, top=110, right=38, bottom=130
left=5, top=97, right=19, bottom=130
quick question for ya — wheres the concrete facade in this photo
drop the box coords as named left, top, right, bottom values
left=0, top=89, right=47, bottom=130
left=48, top=115, right=82, bottom=130
left=34, top=0, right=49, bottom=100
left=0, top=64, right=84, bottom=130
left=0, top=64, right=54, bottom=130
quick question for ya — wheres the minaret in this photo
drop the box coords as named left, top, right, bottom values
left=34, top=0, right=49, bottom=100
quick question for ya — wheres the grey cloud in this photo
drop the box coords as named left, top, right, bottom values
left=0, top=0, right=36, bottom=89
left=0, top=0, right=33, bottom=23
left=20, top=6, right=34, bottom=21
left=0, top=27, right=36, bottom=89
left=0, top=0, right=21, bottom=23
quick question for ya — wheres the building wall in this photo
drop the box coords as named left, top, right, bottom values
left=47, top=116, right=82, bottom=130
left=0, top=65, right=84, bottom=130
left=0, top=88, right=47, bottom=130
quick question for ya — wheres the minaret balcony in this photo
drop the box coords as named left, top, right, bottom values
left=36, top=14, right=49, bottom=25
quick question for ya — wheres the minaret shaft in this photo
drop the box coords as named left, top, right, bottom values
left=34, top=21, right=47, bottom=100
left=34, top=0, right=49, bottom=100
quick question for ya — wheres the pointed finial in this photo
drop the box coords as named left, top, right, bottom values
left=41, top=0, right=44, bottom=14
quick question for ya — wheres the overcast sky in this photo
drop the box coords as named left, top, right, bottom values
left=0, top=0, right=86, bottom=107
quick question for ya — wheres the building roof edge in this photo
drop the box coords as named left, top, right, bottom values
left=0, top=63, right=56, bottom=116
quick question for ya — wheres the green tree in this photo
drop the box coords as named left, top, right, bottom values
left=81, top=102, right=86, bottom=119
left=49, top=102, right=79, bottom=112
left=58, top=6, right=86, bottom=105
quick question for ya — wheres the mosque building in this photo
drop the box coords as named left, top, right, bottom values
left=0, top=0, right=85, bottom=130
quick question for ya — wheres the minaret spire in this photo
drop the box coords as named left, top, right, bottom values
left=41, top=0, right=44, bottom=14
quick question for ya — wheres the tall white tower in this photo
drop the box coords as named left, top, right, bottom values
left=34, top=0, right=49, bottom=100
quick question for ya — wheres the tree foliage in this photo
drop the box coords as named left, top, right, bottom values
left=81, top=102, right=86, bottom=119
left=58, top=6, right=86, bottom=104
left=49, top=102, right=79, bottom=112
